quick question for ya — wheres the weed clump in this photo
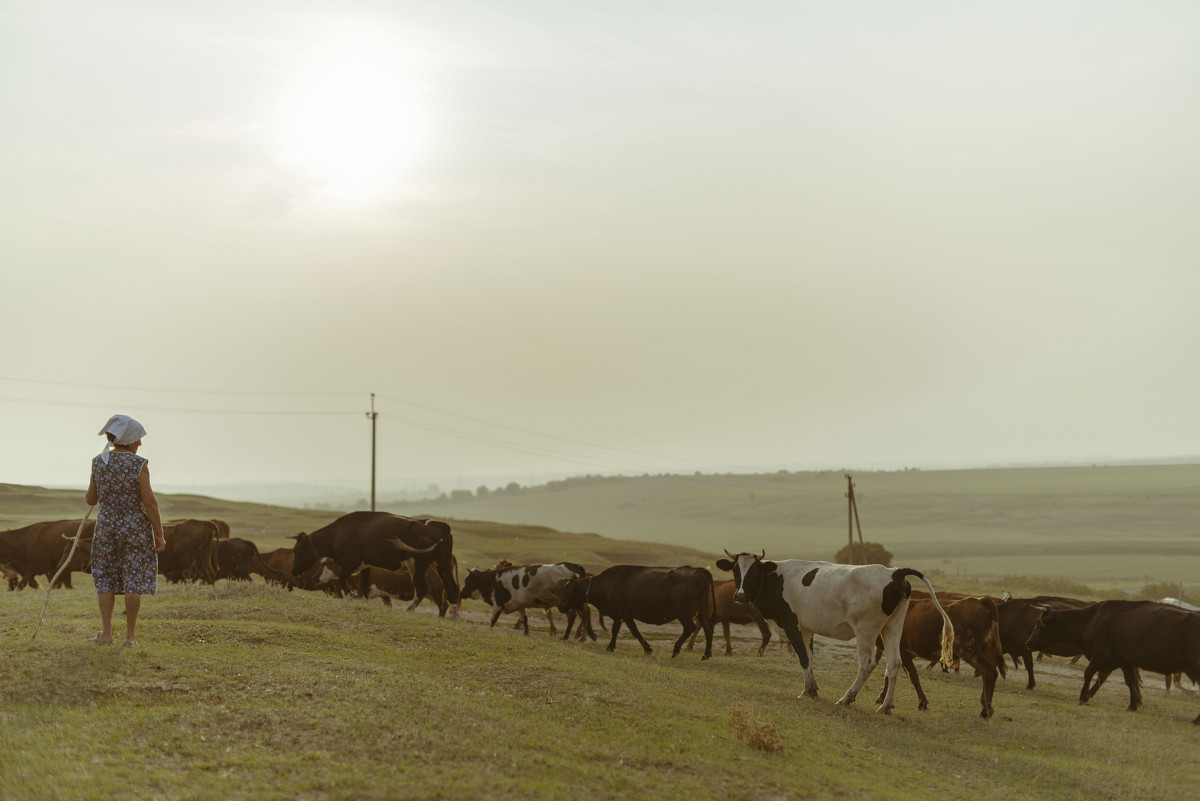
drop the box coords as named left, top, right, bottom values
left=728, top=704, right=783, bottom=752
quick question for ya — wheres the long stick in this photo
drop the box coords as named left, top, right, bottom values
left=31, top=504, right=95, bottom=641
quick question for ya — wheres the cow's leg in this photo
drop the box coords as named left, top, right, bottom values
left=1086, top=669, right=1113, bottom=700
left=624, top=619, right=653, bottom=655
left=561, top=610, right=578, bottom=641
left=1121, top=666, right=1142, bottom=712
left=544, top=608, right=556, bottom=636
left=406, top=559, right=428, bottom=612
left=777, top=620, right=818, bottom=698
left=980, top=665, right=998, bottom=719
left=606, top=619, right=624, bottom=652
left=755, top=619, right=771, bottom=657
left=1021, top=647, right=1036, bottom=690
left=723, top=622, right=733, bottom=656
left=867, top=613, right=907, bottom=713
left=685, top=617, right=698, bottom=651
left=489, top=606, right=505, bottom=628
left=1079, top=661, right=1102, bottom=705
left=432, top=550, right=460, bottom=620
left=672, top=616, right=697, bottom=658
left=521, top=609, right=531, bottom=636
left=580, top=605, right=597, bottom=641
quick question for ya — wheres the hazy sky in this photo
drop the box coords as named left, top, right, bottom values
left=3, top=1, right=1198, bottom=494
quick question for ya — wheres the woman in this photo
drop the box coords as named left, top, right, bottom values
left=85, top=414, right=166, bottom=646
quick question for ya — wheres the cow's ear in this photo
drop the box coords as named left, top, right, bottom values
left=761, top=561, right=778, bottom=575
left=716, top=559, right=734, bottom=572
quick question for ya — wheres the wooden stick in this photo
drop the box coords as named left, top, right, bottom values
left=31, top=505, right=95, bottom=642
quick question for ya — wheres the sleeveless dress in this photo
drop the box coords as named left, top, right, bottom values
left=90, top=452, right=158, bottom=595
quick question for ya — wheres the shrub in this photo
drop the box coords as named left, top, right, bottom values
left=834, top=541, right=893, bottom=566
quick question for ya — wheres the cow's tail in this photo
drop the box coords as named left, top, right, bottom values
left=896, top=568, right=956, bottom=670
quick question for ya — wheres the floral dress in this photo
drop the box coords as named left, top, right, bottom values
left=90, top=452, right=158, bottom=595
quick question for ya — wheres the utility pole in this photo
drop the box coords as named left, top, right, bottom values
left=845, top=474, right=864, bottom=564
left=367, top=393, right=378, bottom=512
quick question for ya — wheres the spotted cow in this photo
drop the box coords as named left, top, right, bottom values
left=717, top=550, right=954, bottom=714
left=461, top=562, right=588, bottom=635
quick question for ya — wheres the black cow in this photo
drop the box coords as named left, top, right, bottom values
left=216, top=538, right=260, bottom=581
left=290, top=511, right=460, bottom=616
left=557, top=565, right=716, bottom=660
left=1026, top=600, right=1200, bottom=724
left=999, top=595, right=1093, bottom=689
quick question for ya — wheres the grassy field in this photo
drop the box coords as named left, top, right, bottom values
left=3, top=577, right=1199, bottom=801
left=385, top=466, right=1200, bottom=596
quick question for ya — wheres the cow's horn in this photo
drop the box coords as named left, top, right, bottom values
left=387, top=538, right=440, bottom=555
left=724, top=549, right=736, bottom=560
left=758, top=549, right=765, bottom=560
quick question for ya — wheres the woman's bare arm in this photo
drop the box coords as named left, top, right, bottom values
left=139, top=464, right=167, bottom=551
left=86, top=476, right=98, bottom=506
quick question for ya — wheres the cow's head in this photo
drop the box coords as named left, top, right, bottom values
left=460, top=569, right=494, bottom=603
left=289, top=532, right=316, bottom=576
left=1024, top=606, right=1060, bottom=653
left=557, top=577, right=589, bottom=614
left=716, top=549, right=773, bottom=605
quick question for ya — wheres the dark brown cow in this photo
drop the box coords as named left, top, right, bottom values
left=998, top=595, right=1093, bottom=689
left=160, top=519, right=220, bottom=583
left=354, top=556, right=459, bottom=617
left=878, top=594, right=1007, bottom=718
left=686, top=578, right=772, bottom=656
left=255, top=547, right=294, bottom=573
left=216, top=538, right=259, bottom=581
left=557, top=565, right=716, bottom=660
left=0, top=519, right=94, bottom=590
left=210, top=519, right=231, bottom=539
left=1026, top=600, right=1200, bottom=723
left=290, top=512, right=459, bottom=616
left=2, top=562, right=24, bottom=591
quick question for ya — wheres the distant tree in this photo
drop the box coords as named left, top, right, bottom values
left=505, top=482, right=522, bottom=494
left=450, top=489, right=473, bottom=502
left=476, top=485, right=490, bottom=499
left=834, top=541, right=893, bottom=566
left=354, top=498, right=368, bottom=510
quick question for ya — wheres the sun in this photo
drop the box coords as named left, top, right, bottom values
left=282, top=46, right=423, bottom=200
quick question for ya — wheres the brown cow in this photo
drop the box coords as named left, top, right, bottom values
left=210, top=519, right=231, bottom=540
left=686, top=578, right=772, bottom=656
left=160, top=519, right=220, bottom=583
left=0, top=519, right=94, bottom=590
left=877, top=594, right=1007, bottom=719
left=354, top=556, right=458, bottom=617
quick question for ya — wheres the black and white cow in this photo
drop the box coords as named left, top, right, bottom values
left=717, top=550, right=955, bottom=714
left=461, top=562, right=588, bottom=635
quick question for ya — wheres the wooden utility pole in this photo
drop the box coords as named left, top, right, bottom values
left=845, top=473, right=865, bottom=564
left=367, top=393, right=378, bottom=511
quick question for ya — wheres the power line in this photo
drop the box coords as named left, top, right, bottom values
left=0, top=375, right=360, bottom=398
left=0, top=395, right=360, bottom=416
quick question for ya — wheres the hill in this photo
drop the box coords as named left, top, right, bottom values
left=0, top=483, right=713, bottom=573
left=382, top=465, right=1200, bottom=594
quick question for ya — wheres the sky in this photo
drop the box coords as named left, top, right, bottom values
left=2, top=1, right=1198, bottom=497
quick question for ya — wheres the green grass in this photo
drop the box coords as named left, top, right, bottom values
left=3, top=578, right=1199, bottom=801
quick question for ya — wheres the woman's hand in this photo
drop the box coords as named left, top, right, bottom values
left=154, top=534, right=166, bottom=553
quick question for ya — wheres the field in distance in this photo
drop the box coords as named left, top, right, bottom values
left=385, top=465, right=1200, bottom=596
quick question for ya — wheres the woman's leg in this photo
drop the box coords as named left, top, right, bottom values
left=93, top=592, right=115, bottom=644
left=123, top=594, right=142, bottom=646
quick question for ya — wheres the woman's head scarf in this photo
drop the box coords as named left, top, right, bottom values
left=98, top=415, right=147, bottom=464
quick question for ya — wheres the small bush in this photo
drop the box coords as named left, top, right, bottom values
left=834, top=541, right=893, bottom=566
left=728, top=704, right=783, bottom=752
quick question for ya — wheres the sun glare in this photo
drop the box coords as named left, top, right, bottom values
left=282, top=46, right=423, bottom=201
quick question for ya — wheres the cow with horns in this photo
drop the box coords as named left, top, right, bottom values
left=717, top=549, right=954, bottom=714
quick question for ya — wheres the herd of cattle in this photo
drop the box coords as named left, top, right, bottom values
left=4, top=510, right=1199, bottom=724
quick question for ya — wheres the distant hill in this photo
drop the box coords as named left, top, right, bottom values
left=384, top=465, right=1200, bottom=591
